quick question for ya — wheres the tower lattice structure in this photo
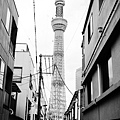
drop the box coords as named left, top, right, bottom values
left=49, top=0, right=67, bottom=120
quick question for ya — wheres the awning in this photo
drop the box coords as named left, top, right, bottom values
left=12, top=83, right=21, bottom=93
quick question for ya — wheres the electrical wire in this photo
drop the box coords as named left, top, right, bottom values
left=65, top=5, right=88, bottom=53
left=42, top=56, right=53, bottom=74
left=12, top=72, right=39, bottom=81
left=13, top=64, right=54, bottom=81
left=42, top=85, right=49, bottom=105
left=12, top=60, right=73, bottom=103
left=54, top=64, right=73, bottom=95
left=18, top=81, right=29, bottom=86
left=17, top=78, right=36, bottom=86
left=44, top=82, right=66, bottom=108
left=48, top=57, right=51, bottom=73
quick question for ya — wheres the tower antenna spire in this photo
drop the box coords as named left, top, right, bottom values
left=49, top=0, right=67, bottom=119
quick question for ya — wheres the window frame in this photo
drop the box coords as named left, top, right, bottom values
left=5, top=7, right=11, bottom=34
left=9, top=16, right=18, bottom=57
left=98, top=49, right=113, bottom=93
left=86, top=55, right=113, bottom=105
left=0, top=57, right=5, bottom=89
left=91, top=81, right=93, bottom=101
left=13, top=67, right=23, bottom=83
left=108, top=57, right=113, bottom=86
left=87, top=79, right=92, bottom=104
left=88, top=13, right=93, bottom=44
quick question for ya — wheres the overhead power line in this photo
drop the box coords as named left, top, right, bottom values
left=13, top=64, right=54, bottom=81
left=13, top=62, right=73, bottom=95
left=65, top=5, right=88, bottom=53
left=13, top=72, right=39, bottom=81
left=42, top=82, right=49, bottom=105
left=55, top=64, right=73, bottom=96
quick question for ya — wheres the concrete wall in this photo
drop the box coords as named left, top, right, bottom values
left=14, top=47, right=36, bottom=120
left=0, top=0, right=18, bottom=120
left=82, top=0, right=120, bottom=120
left=83, top=0, right=120, bottom=78
left=83, top=0, right=99, bottom=71
left=83, top=86, right=120, bottom=120
left=112, top=28, right=120, bottom=85
left=92, top=68, right=99, bottom=100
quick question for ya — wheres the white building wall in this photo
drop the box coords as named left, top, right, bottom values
left=75, top=68, right=82, bottom=90
left=14, top=43, right=37, bottom=120
left=75, top=68, right=83, bottom=120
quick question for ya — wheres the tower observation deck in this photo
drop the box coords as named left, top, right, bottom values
left=49, top=0, right=67, bottom=120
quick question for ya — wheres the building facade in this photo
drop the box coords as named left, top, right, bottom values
left=11, top=43, right=37, bottom=120
left=64, top=68, right=83, bottom=120
left=81, top=0, right=120, bottom=119
left=76, top=68, right=82, bottom=91
left=0, top=0, right=18, bottom=120
left=64, top=91, right=79, bottom=120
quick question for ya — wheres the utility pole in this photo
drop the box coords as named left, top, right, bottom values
left=38, top=54, right=42, bottom=120
left=37, top=54, right=53, bottom=120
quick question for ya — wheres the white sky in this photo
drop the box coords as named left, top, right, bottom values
left=15, top=0, right=89, bottom=108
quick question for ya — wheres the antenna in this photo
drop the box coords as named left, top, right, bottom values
left=33, top=0, right=38, bottom=73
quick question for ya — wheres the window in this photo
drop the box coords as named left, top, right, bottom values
left=100, top=59, right=109, bottom=92
left=87, top=79, right=93, bottom=104
left=0, top=57, right=5, bottom=89
left=82, top=36, right=85, bottom=70
left=5, top=66, right=13, bottom=93
left=29, top=74, right=33, bottom=90
left=88, top=13, right=93, bottom=44
left=13, top=67, right=22, bottom=83
left=97, top=64, right=102, bottom=96
left=108, top=57, right=113, bottom=86
left=75, top=100, right=77, bottom=119
left=6, top=7, right=11, bottom=32
left=87, top=61, right=113, bottom=104
left=87, top=67, right=99, bottom=104
left=91, top=81, right=93, bottom=101
left=99, top=53, right=113, bottom=93
left=9, top=16, right=18, bottom=57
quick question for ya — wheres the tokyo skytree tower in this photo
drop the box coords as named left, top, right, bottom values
left=49, top=0, right=67, bottom=120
